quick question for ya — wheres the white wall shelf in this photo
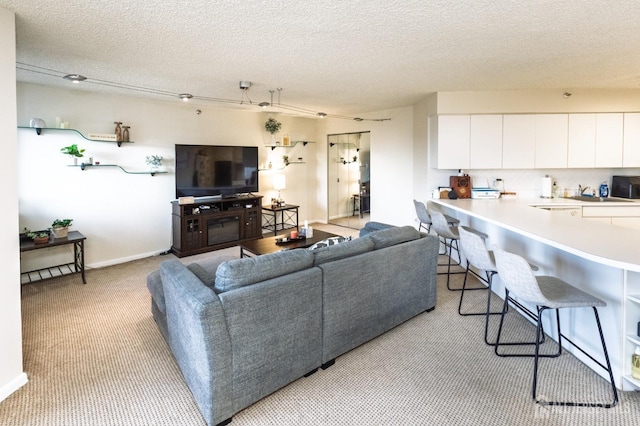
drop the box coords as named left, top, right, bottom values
left=68, top=163, right=166, bottom=176
left=266, top=140, right=314, bottom=150
left=18, top=126, right=133, bottom=147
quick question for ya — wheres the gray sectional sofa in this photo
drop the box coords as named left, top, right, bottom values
left=147, top=223, right=439, bottom=426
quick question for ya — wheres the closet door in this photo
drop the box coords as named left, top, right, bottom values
left=328, top=132, right=370, bottom=229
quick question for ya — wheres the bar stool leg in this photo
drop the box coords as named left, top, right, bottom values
left=534, top=307, right=618, bottom=408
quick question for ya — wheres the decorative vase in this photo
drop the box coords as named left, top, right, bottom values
left=270, top=133, right=276, bottom=146
left=114, top=121, right=123, bottom=142
left=52, top=226, right=69, bottom=239
left=122, top=126, right=130, bottom=142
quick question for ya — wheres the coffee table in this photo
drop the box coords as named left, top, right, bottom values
left=239, top=230, right=341, bottom=257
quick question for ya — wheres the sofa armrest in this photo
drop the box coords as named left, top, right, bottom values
left=160, top=260, right=234, bottom=426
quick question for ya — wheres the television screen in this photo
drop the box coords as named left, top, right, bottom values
left=175, top=144, right=259, bottom=198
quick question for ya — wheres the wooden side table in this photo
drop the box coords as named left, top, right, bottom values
left=261, top=204, right=299, bottom=236
left=20, top=231, right=86, bottom=284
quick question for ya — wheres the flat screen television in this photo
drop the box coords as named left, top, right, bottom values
left=175, top=144, right=259, bottom=198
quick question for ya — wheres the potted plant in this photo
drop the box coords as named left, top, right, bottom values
left=60, top=144, right=85, bottom=165
left=145, top=155, right=163, bottom=171
left=265, top=117, right=282, bottom=145
left=51, top=218, right=73, bottom=239
left=24, top=228, right=49, bottom=244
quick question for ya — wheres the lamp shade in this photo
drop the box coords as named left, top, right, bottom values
left=273, top=175, right=286, bottom=191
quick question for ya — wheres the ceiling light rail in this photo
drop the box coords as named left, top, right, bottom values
left=16, top=63, right=391, bottom=121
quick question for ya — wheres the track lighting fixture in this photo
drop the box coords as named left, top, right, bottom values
left=63, top=74, right=86, bottom=83
left=19, top=63, right=391, bottom=121
left=562, top=92, right=572, bottom=99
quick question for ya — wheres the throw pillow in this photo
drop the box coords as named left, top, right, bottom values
left=307, top=235, right=352, bottom=250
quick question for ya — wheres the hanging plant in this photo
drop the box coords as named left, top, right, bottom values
left=265, top=117, right=282, bottom=134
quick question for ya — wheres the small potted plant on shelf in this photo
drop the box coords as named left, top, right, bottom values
left=51, top=218, right=73, bottom=239
left=145, top=155, right=163, bottom=171
left=265, top=117, right=282, bottom=145
left=60, top=144, right=85, bottom=165
left=23, top=228, right=50, bottom=244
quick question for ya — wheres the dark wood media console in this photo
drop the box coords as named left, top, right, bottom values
left=171, top=194, right=263, bottom=257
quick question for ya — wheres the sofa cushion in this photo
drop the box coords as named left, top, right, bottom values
left=307, top=236, right=352, bottom=250
left=311, top=236, right=374, bottom=266
left=368, top=225, right=421, bottom=249
left=215, top=249, right=314, bottom=293
left=187, top=263, right=216, bottom=288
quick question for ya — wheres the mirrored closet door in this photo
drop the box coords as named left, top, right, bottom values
left=327, top=131, right=370, bottom=229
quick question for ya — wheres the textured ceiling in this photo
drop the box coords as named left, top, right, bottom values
left=3, top=0, right=640, bottom=117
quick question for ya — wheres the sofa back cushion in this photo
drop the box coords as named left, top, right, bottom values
left=215, top=249, right=314, bottom=293
left=368, top=225, right=421, bottom=249
left=311, top=236, right=374, bottom=266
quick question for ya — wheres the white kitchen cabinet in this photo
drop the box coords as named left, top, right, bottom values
left=567, top=114, right=596, bottom=168
left=595, top=113, right=623, bottom=167
left=624, top=113, right=640, bottom=168
left=502, top=114, right=535, bottom=169
left=469, top=115, right=503, bottom=169
left=535, top=114, right=568, bottom=168
left=582, top=205, right=640, bottom=230
left=436, top=115, right=470, bottom=169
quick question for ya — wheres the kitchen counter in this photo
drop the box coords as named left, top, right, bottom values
left=431, top=198, right=640, bottom=271
left=429, top=197, right=640, bottom=391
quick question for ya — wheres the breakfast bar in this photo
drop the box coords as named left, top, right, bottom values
left=429, top=198, right=640, bottom=391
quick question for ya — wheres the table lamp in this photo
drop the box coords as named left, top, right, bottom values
left=273, top=175, right=286, bottom=205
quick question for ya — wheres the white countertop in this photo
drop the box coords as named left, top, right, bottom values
left=430, top=198, right=640, bottom=272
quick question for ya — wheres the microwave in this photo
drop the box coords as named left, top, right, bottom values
left=611, top=176, right=640, bottom=199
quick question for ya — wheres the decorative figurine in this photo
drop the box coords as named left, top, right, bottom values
left=114, top=121, right=123, bottom=142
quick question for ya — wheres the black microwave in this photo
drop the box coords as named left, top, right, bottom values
left=611, top=176, right=640, bottom=199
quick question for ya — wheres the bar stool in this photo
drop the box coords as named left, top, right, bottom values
left=493, top=248, right=618, bottom=408
left=457, top=228, right=540, bottom=345
left=429, top=211, right=468, bottom=291
left=457, top=226, right=504, bottom=344
left=413, top=199, right=458, bottom=233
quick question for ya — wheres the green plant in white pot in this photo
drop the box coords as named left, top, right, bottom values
left=60, top=144, right=85, bottom=165
left=51, top=218, right=73, bottom=239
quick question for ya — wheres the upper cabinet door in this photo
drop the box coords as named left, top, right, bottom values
left=623, top=113, right=640, bottom=168
left=437, top=115, right=470, bottom=170
left=595, top=113, right=623, bottom=168
left=567, top=114, right=596, bottom=168
left=503, top=114, right=535, bottom=169
left=469, top=115, right=503, bottom=169
left=535, top=114, right=568, bottom=168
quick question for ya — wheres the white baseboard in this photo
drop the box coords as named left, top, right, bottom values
left=0, top=372, right=28, bottom=402
left=87, top=250, right=167, bottom=269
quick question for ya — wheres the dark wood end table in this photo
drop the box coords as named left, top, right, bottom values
left=20, top=230, right=86, bottom=284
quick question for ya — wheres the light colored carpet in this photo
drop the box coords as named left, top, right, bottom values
left=2, top=230, right=640, bottom=425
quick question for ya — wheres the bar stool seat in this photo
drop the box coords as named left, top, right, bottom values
left=493, top=248, right=618, bottom=408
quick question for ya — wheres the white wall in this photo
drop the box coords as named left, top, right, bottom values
left=321, top=106, right=416, bottom=226
left=17, top=83, right=318, bottom=268
left=0, top=7, right=28, bottom=403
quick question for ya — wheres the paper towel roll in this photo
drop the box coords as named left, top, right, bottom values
left=541, top=176, right=552, bottom=198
